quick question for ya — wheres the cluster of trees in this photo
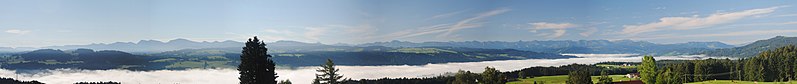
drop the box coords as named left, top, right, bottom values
left=237, top=37, right=349, bottom=84
left=739, top=45, right=797, bottom=82
left=563, top=65, right=619, bottom=84
left=565, top=67, right=592, bottom=84
left=342, top=67, right=508, bottom=84
left=596, top=70, right=613, bottom=84
left=449, top=67, right=507, bottom=84
left=343, top=63, right=637, bottom=84
left=504, top=63, right=637, bottom=79
left=278, top=80, right=292, bottom=84
left=0, top=77, right=43, bottom=84
left=74, top=81, right=121, bottom=84
left=638, top=45, right=797, bottom=83
left=344, top=77, right=453, bottom=84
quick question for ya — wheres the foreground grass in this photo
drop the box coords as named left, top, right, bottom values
left=687, top=80, right=797, bottom=84
left=507, top=75, right=636, bottom=84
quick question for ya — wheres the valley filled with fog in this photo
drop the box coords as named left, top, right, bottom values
left=0, top=54, right=731, bottom=84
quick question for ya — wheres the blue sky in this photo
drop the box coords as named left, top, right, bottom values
left=1, top=0, right=796, bottom=47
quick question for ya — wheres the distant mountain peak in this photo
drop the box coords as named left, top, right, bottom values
left=167, top=38, right=194, bottom=43
left=274, top=40, right=303, bottom=43
left=138, top=40, right=164, bottom=44
left=770, top=36, right=794, bottom=40
left=270, top=40, right=321, bottom=46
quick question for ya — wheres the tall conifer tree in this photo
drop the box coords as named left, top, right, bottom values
left=317, top=59, right=343, bottom=84
left=639, top=55, right=657, bottom=84
left=238, top=36, right=278, bottom=84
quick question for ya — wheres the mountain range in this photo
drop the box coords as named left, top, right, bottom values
left=2, top=39, right=735, bottom=55
left=359, top=40, right=734, bottom=55
left=43, top=39, right=242, bottom=53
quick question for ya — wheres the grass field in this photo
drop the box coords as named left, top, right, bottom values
left=686, top=80, right=797, bottom=84
left=507, top=75, right=637, bottom=84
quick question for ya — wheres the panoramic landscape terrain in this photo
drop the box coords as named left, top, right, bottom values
left=1, top=0, right=796, bottom=84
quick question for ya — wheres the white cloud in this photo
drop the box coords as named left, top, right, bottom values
left=527, top=22, right=579, bottom=38
left=621, top=6, right=786, bottom=35
left=5, top=29, right=31, bottom=35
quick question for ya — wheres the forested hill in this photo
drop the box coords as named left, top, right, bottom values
left=703, top=36, right=797, bottom=57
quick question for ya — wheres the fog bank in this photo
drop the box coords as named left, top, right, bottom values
left=0, top=54, right=728, bottom=84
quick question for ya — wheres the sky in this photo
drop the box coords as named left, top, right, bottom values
left=1, top=0, right=796, bottom=47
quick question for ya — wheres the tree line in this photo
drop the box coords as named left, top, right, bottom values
left=637, top=45, right=797, bottom=84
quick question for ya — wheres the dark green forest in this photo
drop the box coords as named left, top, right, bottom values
left=640, top=45, right=797, bottom=83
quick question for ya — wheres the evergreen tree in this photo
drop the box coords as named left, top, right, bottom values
left=518, top=71, right=526, bottom=79
left=480, top=67, right=505, bottom=84
left=317, top=59, right=343, bottom=84
left=312, top=76, right=322, bottom=84
left=566, top=68, right=592, bottom=84
left=639, top=55, right=657, bottom=84
left=238, top=36, right=278, bottom=84
left=655, top=69, right=677, bottom=84
left=451, top=70, right=477, bottom=84
left=597, top=70, right=613, bottom=84
left=278, top=79, right=292, bottom=84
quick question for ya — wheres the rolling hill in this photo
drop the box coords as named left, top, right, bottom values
left=703, top=36, right=797, bottom=57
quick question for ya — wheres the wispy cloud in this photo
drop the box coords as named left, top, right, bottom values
left=729, top=21, right=797, bottom=27
left=5, top=29, right=31, bottom=35
left=631, top=29, right=797, bottom=40
left=529, top=22, right=579, bottom=31
left=775, top=13, right=797, bottom=17
left=362, top=8, right=510, bottom=41
left=654, top=7, right=667, bottom=10
left=440, top=8, right=511, bottom=37
left=264, top=29, right=296, bottom=35
left=303, top=27, right=327, bottom=40
left=527, top=22, right=579, bottom=38
left=427, top=10, right=467, bottom=20
left=580, top=27, right=598, bottom=37
left=621, top=6, right=787, bottom=35
left=303, top=24, right=377, bottom=41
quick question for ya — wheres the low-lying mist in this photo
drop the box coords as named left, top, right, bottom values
left=0, top=54, right=730, bottom=84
